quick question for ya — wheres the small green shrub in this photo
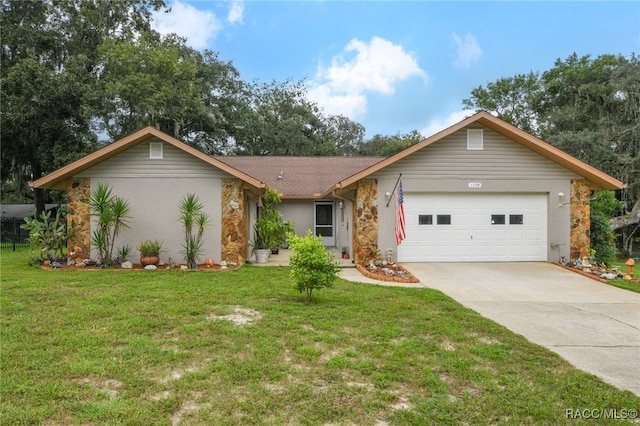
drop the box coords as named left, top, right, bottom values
left=116, top=245, right=131, bottom=262
left=288, top=230, right=340, bottom=303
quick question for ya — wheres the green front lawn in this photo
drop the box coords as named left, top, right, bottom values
left=607, top=259, right=640, bottom=293
left=2, top=249, right=638, bottom=424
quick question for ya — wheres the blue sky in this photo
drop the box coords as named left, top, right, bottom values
left=152, top=1, right=640, bottom=138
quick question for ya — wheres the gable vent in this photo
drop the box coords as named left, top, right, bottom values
left=149, top=142, right=163, bottom=159
left=467, top=129, right=483, bottom=150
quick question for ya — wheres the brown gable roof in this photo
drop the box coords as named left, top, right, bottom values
left=30, top=127, right=264, bottom=190
left=328, top=110, right=626, bottom=195
left=214, top=156, right=384, bottom=198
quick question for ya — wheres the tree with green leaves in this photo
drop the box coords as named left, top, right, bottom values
left=462, top=72, right=542, bottom=134
left=231, top=79, right=326, bottom=156
left=357, top=130, right=423, bottom=157
left=1, top=0, right=166, bottom=212
left=318, top=114, right=366, bottom=156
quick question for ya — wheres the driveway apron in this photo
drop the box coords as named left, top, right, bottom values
left=404, top=262, right=640, bottom=396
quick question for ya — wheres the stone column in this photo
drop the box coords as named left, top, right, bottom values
left=221, top=179, right=246, bottom=265
left=67, top=178, right=91, bottom=264
left=354, top=179, right=378, bottom=263
left=570, top=179, right=591, bottom=261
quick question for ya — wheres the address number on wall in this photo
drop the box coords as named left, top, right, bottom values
left=468, top=182, right=482, bottom=189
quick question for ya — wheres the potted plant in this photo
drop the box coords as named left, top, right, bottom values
left=250, top=224, right=271, bottom=264
left=341, top=246, right=349, bottom=259
left=252, top=186, right=294, bottom=262
left=137, top=239, right=163, bottom=266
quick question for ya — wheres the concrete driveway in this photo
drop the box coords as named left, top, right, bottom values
left=403, top=262, right=640, bottom=396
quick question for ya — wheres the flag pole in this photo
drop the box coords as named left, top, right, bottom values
left=386, top=173, right=403, bottom=207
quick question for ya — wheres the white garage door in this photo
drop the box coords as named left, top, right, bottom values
left=398, top=193, right=547, bottom=262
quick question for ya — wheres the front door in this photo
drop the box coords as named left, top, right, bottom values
left=314, top=201, right=335, bottom=246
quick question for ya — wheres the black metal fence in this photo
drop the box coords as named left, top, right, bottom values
left=1, top=218, right=30, bottom=250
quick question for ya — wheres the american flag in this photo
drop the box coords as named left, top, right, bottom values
left=395, top=180, right=406, bottom=245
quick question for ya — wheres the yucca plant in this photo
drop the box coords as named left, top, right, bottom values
left=178, top=193, right=210, bottom=269
left=90, top=183, right=131, bottom=266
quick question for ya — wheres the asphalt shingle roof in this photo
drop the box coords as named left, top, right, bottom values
left=214, top=156, right=384, bottom=197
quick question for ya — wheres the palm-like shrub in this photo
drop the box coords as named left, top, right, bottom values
left=178, top=193, right=210, bottom=269
left=90, top=183, right=130, bottom=266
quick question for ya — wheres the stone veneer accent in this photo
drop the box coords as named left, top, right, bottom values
left=221, top=179, right=246, bottom=265
left=67, top=178, right=91, bottom=263
left=353, top=179, right=378, bottom=263
left=570, top=179, right=591, bottom=261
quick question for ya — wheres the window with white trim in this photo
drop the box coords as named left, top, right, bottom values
left=149, top=142, right=163, bottom=159
left=467, top=129, right=483, bottom=150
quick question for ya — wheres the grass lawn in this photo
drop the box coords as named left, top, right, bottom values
left=608, top=259, right=640, bottom=294
left=2, top=249, right=639, bottom=425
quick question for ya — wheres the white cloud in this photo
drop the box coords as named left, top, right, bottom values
left=227, top=1, right=244, bottom=25
left=308, top=85, right=368, bottom=120
left=451, top=32, right=482, bottom=68
left=420, top=110, right=474, bottom=138
left=308, top=37, right=428, bottom=119
left=152, top=1, right=222, bottom=50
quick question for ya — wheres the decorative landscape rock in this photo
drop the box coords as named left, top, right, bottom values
left=144, top=265, right=158, bottom=270
left=121, top=261, right=133, bottom=269
left=600, top=272, right=618, bottom=280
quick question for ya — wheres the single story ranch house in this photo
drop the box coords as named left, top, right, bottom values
left=31, top=111, right=626, bottom=266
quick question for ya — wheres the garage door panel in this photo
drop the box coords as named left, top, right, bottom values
left=398, top=193, right=547, bottom=262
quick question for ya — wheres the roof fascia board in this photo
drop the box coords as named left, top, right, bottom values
left=30, top=127, right=265, bottom=190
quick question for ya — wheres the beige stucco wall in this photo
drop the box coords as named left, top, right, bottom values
left=88, top=177, right=222, bottom=264
left=278, top=200, right=314, bottom=237
left=74, top=140, right=233, bottom=264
